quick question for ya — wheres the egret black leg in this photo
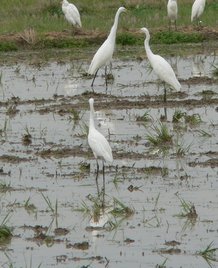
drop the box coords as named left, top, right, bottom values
left=105, top=65, right=108, bottom=89
left=164, top=107, right=167, bottom=120
left=102, top=160, right=105, bottom=208
left=175, top=20, right=177, bottom=31
left=95, top=159, right=100, bottom=195
left=168, top=20, right=171, bottom=32
left=163, top=83, right=167, bottom=103
left=91, top=69, right=99, bottom=87
left=109, top=62, right=112, bottom=73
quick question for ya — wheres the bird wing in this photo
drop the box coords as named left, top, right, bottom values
left=191, top=0, right=205, bottom=21
left=88, top=129, right=113, bottom=162
left=150, top=54, right=181, bottom=91
left=66, top=3, right=81, bottom=27
left=88, top=39, right=114, bottom=75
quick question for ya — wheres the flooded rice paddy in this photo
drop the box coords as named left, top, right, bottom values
left=0, top=44, right=218, bottom=267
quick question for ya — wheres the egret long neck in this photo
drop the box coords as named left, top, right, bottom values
left=108, top=10, right=121, bottom=43
left=144, top=32, right=153, bottom=62
left=89, top=103, right=95, bottom=129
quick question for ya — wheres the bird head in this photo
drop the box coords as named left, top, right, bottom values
left=61, top=0, right=68, bottom=5
left=118, top=7, right=127, bottom=13
left=140, top=27, right=150, bottom=37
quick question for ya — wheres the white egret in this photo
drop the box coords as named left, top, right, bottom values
left=88, top=7, right=126, bottom=87
left=88, top=98, right=113, bottom=191
left=167, top=0, right=178, bottom=31
left=140, top=27, right=181, bottom=102
left=191, top=0, right=206, bottom=24
left=61, top=0, right=82, bottom=30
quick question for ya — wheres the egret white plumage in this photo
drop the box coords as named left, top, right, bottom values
left=88, top=98, right=113, bottom=190
left=88, top=7, right=126, bottom=87
left=167, top=0, right=178, bottom=30
left=61, top=0, right=82, bottom=29
left=191, top=0, right=206, bottom=23
left=140, top=27, right=181, bottom=102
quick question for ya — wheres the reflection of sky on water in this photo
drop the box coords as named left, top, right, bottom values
left=0, top=54, right=217, bottom=101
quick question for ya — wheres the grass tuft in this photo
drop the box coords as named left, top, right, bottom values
left=147, top=122, right=173, bottom=147
left=197, top=242, right=218, bottom=267
left=0, top=42, right=18, bottom=52
left=152, top=31, right=204, bottom=44
left=175, top=193, right=198, bottom=219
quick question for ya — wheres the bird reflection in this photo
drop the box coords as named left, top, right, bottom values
left=191, top=55, right=205, bottom=77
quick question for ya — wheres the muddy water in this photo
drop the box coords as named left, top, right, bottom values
left=0, top=45, right=218, bottom=267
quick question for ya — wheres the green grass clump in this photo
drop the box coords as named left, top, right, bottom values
left=110, top=198, right=134, bottom=218
left=37, top=38, right=88, bottom=49
left=173, top=110, right=186, bottom=123
left=175, top=194, right=198, bottom=219
left=152, top=31, right=204, bottom=44
left=0, top=42, right=18, bottom=52
left=185, top=113, right=202, bottom=125
left=0, top=225, right=12, bottom=242
left=197, top=242, right=218, bottom=267
left=117, top=33, right=141, bottom=45
left=147, top=122, right=173, bottom=147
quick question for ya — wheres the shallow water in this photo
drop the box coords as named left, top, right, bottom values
left=0, top=45, right=218, bottom=267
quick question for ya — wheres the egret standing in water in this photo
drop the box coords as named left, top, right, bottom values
left=140, top=27, right=181, bottom=102
left=88, top=98, right=113, bottom=193
left=88, top=7, right=126, bottom=88
left=167, top=0, right=178, bottom=31
left=191, top=0, right=206, bottom=24
left=61, top=0, right=82, bottom=31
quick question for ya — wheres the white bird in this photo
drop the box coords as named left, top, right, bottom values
left=88, top=7, right=126, bottom=87
left=61, top=0, right=82, bottom=29
left=167, top=0, right=178, bottom=31
left=140, top=27, right=181, bottom=102
left=191, top=0, right=206, bottom=23
left=88, top=98, right=113, bottom=191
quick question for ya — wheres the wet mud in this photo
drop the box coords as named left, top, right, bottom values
left=0, top=44, right=218, bottom=267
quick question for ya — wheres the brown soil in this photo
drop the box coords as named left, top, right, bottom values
left=0, top=25, right=217, bottom=48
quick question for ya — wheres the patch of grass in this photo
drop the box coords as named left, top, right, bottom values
left=0, top=0, right=217, bottom=50
left=185, top=113, right=202, bottom=126
left=36, top=38, right=89, bottom=49
left=172, top=110, right=186, bottom=123
left=0, top=213, right=12, bottom=243
left=19, top=28, right=37, bottom=45
left=197, top=90, right=217, bottom=100
left=0, top=181, right=12, bottom=193
left=197, top=242, right=218, bottom=267
left=212, top=65, right=218, bottom=77
left=41, top=3, right=62, bottom=17
left=152, top=31, right=204, bottom=44
left=147, top=122, right=173, bottom=147
left=0, top=42, right=18, bottom=52
left=136, top=111, right=152, bottom=122
left=69, top=108, right=80, bottom=123
left=175, top=193, right=198, bottom=219
left=79, top=162, right=90, bottom=172
left=117, top=32, right=141, bottom=46
left=175, top=139, right=191, bottom=157
left=24, top=197, right=37, bottom=212
left=0, top=225, right=12, bottom=243
left=110, top=198, right=134, bottom=219
left=41, top=193, right=58, bottom=216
